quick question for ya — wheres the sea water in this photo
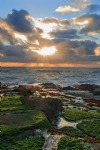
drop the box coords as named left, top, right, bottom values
left=0, top=67, right=100, bottom=87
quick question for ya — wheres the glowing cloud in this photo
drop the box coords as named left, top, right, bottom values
left=55, top=5, right=80, bottom=14
left=95, top=46, right=100, bottom=56
left=15, top=33, right=27, bottom=43
left=36, top=46, right=56, bottom=56
left=35, top=19, right=57, bottom=32
left=0, top=53, right=4, bottom=57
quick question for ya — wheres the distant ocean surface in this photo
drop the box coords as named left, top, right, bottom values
left=0, top=67, right=100, bottom=87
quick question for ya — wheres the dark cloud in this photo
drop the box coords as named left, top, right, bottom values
left=46, top=39, right=99, bottom=64
left=2, top=45, right=27, bottom=57
left=6, top=9, right=33, bottom=33
left=86, top=4, right=100, bottom=13
left=77, top=40, right=97, bottom=55
left=0, top=40, right=4, bottom=48
left=50, top=29, right=79, bottom=39
left=0, top=45, right=26, bottom=59
left=0, top=44, right=39, bottom=62
left=75, top=14, right=100, bottom=34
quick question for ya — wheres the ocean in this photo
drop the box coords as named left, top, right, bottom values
left=0, top=67, right=100, bottom=87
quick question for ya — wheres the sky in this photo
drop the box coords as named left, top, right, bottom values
left=0, top=0, right=100, bottom=67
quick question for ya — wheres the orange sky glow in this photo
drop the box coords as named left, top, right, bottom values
left=1, top=62, right=100, bottom=68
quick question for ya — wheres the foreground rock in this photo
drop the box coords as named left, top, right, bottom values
left=20, top=96, right=63, bottom=123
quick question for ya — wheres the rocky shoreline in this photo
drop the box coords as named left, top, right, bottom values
left=1, top=82, right=100, bottom=96
left=0, top=82, right=100, bottom=150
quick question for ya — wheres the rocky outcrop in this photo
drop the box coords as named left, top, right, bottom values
left=84, top=98, right=100, bottom=107
left=0, top=82, right=8, bottom=89
left=62, top=86, right=76, bottom=91
left=20, top=96, right=63, bottom=123
left=40, top=83, right=62, bottom=90
left=75, top=84, right=100, bottom=92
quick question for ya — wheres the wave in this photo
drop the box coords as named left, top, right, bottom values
left=0, top=67, right=100, bottom=86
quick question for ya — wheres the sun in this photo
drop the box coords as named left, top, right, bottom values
left=37, top=46, right=56, bottom=56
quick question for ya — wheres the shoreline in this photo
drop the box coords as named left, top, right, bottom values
left=1, top=81, right=100, bottom=150
left=1, top=81, right=100, bottom=87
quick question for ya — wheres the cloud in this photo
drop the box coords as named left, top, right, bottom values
left=0, top=8, right=100, bottom=67
left=55, top=0, right=88, bottom=16
left=0, top=19, right=17, bottom=44
left=86, top=4, right=100, bottom=13
left=70, top=0, right=88, bottom=9
left=0, top=37, right=99, bottom=65
left=95, top=46, right=100, bottom=56
left=75, top=14, right=100, bottom=34
left=55, top=5, right=80, bottom=14
left=0, top=9, right=44, bottom=47
left=50, top=29, right=79, bottom=39
left=0, top=44, right=39, bottom=62
left=6, top=9, right=33, bottom=33
left=53, top=39, right=99, bottom=64
left=53, top=39, right=97, bottom=56
left=36, top=17, right=72, bottom=28
left=0, top=41, right=4, bottom=57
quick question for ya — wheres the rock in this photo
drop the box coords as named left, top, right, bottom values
left=93, top=90, right=100, bottom=96
left=75, top=84, right=100, bottom=92
left=62, top=86, right=76, bottom=91
left=20, top=96, right=63, bottom=123
left=13, top=85, right=34, bottom=96
left=84, top=98, right=100, bottom=107
left=40, top=83, right=62, bottom=90
left=0, top=82, right=8, bottom=89
left=34, top=129, right=42, bottom=135
left=0, top=82, right=1, bottom=87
